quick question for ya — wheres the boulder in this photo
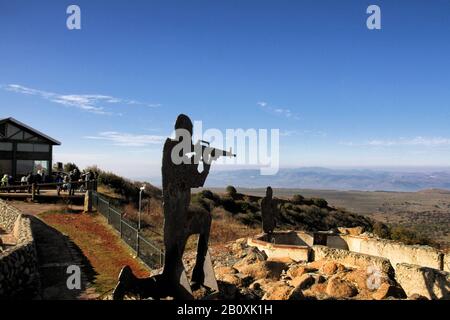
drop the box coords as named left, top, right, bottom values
left=308, top=283, right=328, bottom=296
left=231, top=238, right=249, bottom=258
left=287, top=286, right=305, bottom=300
left=214, top=266, right=238, bottom=276
left=234, top=260, right=288, bottom=280
left=372, top=283, right=406, bottom=300
left=326, top=276, right=358, bottom=299
left=320, top=261, right=346, bottom=275
left=217, top=274, right=242, bottom=286
left=337, top=226, right=364, bottom=236
left=287, top=265, right=308, bottom=279
left=307, top=260, right=326, bottom=270
left=290, top=274, right=316, bottom=290
left=261, top=281, right=293, bottom=300
left=233, top=247, right=267, bottom=270
left=217, top=281, right=239, bottom=300
left=343, top=269, right=390, bottom=292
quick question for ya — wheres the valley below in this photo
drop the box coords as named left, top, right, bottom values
left=202, top=187, right=450, bottom=249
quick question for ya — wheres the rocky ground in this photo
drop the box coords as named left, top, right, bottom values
left=179, top=239, right=420, bottom=300
left=105, top=237, right=437, bottom=300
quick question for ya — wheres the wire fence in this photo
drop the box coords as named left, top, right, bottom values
left=92, top=191, right=165, bottom=269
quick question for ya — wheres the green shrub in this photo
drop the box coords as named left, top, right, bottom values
left=226, top=185, right=237, bottom=198
left=372, top=221, right=391, bottom=239
left=220, top=196, right=241, bottom=214
left=312, top=198, right=328, bottom=208
left=292, top=194, right=304, bottom=204
left=63, top=162, right=79, bottom=173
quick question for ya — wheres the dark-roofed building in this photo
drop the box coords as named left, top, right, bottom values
left=0, top=117, right=61, bottom=180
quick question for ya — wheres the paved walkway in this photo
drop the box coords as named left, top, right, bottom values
left=29, top=216, right=98, bottom=299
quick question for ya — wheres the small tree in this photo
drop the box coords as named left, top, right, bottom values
left=312, top=198, right=328, bottom=208
left=292, top=194, right=304, bottom=204
left=226, top=185, right=237, bottom=197
left=64, top=162, right=79, bottom=173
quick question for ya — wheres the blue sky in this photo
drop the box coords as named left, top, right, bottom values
left=1, top=0, right=450, bottom=180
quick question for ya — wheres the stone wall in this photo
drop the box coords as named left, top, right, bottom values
left=444, top=254, right=450, bottom=273
left=327, top=234, right=444, bottom=271
left=0, top=200, right=20, bottom=233
left=312, top=245, right=395, bottom=277
left=395, top=263, right=449, bottom=300
left=0, top=199, right=40, bottom=299
left=247, top=233, right=310, bottom=262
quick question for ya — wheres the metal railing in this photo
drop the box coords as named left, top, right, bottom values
left=92, top=191, right=165, bottom=269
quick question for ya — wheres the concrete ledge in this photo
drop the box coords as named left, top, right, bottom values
left=327, top=234, right=444, bottom=271
left=248, top=233, right=310, bottom=262
left=312, top=245, right=394, bottom=277
left=444, top=254, right=449, bottom=273
left=395, top=263, right=450, bottom=300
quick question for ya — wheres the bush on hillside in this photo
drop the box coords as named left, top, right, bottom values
left=226, top=185, right=237, bottom=198
left=292, top=194, right=304, bottom=204
left=63, top=162, right=79, bottom=173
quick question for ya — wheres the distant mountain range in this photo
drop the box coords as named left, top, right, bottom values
left=201, top=167, right=450, bottom=192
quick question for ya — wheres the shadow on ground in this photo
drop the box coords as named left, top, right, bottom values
left=29, top=215, right=98, bottom=300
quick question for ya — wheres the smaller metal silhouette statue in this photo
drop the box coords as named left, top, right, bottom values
left=261, top=186, right=278, bottom=238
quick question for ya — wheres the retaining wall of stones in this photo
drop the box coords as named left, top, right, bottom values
left=0, top=199, right=40, bottom=299
left=395, top=263, right=449, bottom=300
left=444, top=253, right=449, bottom=273
left=327, top=234, right=444, bottom=271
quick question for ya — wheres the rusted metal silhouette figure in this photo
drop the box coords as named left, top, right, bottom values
left=261, top=186, right=278, bottom=235
left=160, top=114, right=216, bottom=298
left=113, top=114, right=232, bottom=300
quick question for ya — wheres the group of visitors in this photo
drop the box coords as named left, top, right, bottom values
left=1, top=171, right=46, bottom=193
left=1, top=167, right=98, bottom=196
left=56, top=168, right=98, bottom=196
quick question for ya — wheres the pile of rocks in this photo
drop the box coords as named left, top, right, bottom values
left=183, top=238, right=414, bottom=300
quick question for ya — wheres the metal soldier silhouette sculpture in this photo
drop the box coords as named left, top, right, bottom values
left=261, top=186, right=278, bottom=237
left=113, top=114, right=235, bottom=300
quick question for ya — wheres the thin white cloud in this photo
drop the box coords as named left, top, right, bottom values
left=84, top=131, right=166, bottom=147
left=2, top=84, right=160, bottom=115
left=257, top=101, right=300, bottom=120
left=280, top=129, right=327, bottom=137
left=342, top=137, right=450, bottom=147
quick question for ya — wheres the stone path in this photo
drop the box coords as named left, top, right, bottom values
left=29, top=216, right=98, bottom=299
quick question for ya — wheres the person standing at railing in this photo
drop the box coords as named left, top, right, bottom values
left=55, top=173, right=63, bottom=196
left=26, top=172, right=33, bottom=193
left=34, top=171, right=42, bottom=195
left=1, top=174, right=8, bottom=187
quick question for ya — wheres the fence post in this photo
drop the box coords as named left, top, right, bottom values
left=107, top=206, right=111, bottom=224
left=31, top=183, right=36, bottom=201
left=119, top=215, right=123, bottom=238
left=136, top=233, right=140, bottom=257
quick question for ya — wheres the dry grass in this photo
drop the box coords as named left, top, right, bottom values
left=97, top=185, right=123, bottom=200
left=38, top=210, right=150, bottom=294
left=210, top=207, right=259, bottom=244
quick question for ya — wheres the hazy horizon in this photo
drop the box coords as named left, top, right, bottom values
left=2, top=1, right=450, bottom=180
